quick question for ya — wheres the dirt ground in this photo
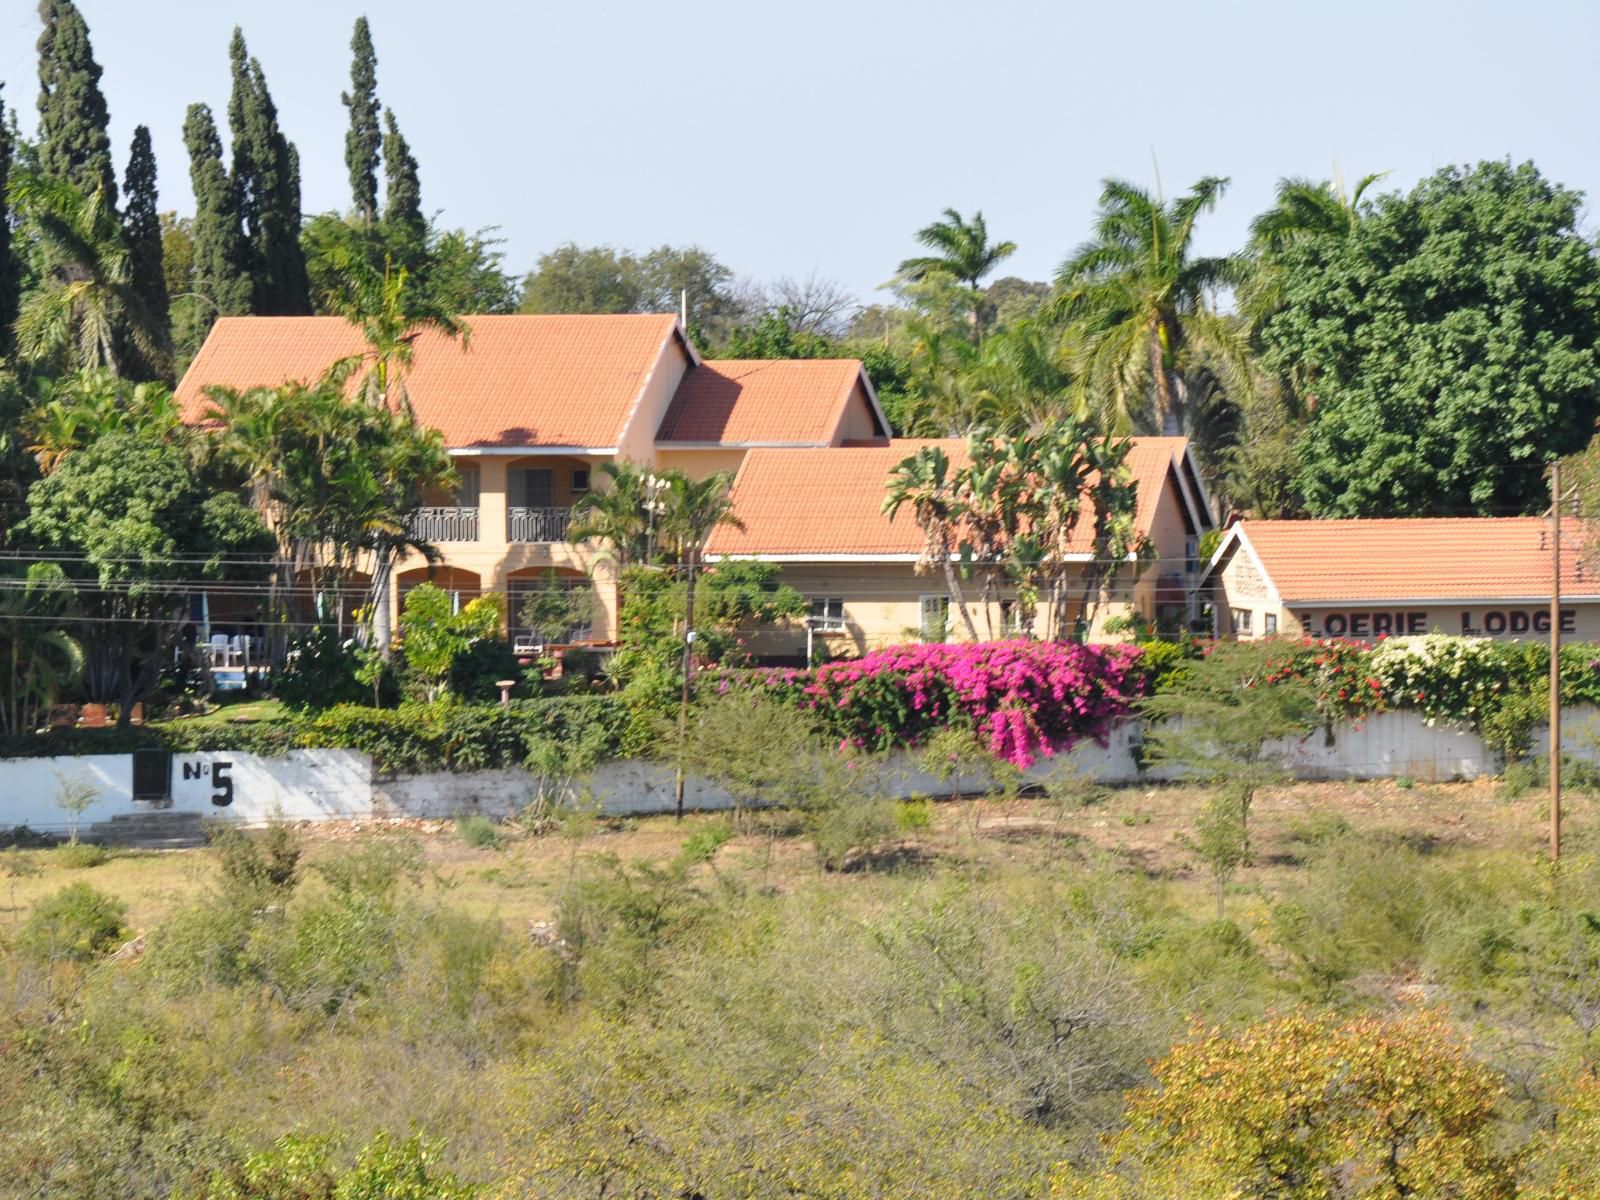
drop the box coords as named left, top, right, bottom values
left=1, top=777, right=1584, bottom=935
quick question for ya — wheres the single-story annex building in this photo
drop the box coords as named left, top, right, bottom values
left=1203, top=517, right=1600, bottom=641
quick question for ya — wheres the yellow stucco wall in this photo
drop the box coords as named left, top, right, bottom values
left=654, top=448, right=747, bottom=480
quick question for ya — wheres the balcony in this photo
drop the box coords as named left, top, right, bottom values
left=508, top=506, right=573, bottom=543
left=410, top=506, right=479, bottom=543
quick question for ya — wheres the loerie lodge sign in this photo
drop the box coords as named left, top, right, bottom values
left=1296, top=608, right=1581, bottom=640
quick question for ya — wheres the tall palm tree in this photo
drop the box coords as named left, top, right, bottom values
left=897, top=208, right=1017, bottom=337
left=1239, top=172, right=1384, bottom=331
left=9, top=173, right=165, bottom=376
left=568, top=461, right=656, bottom=565
left=659, top=469, right=744, bottom=819
left=325, top=251, right=468, bottom=413
left=25, top=369, right=185, bottom=474
left=882, top=444, right=980, bottom=641
left=1051, top=176, right=1250, bottom=436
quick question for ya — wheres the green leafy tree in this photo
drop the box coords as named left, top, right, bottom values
left=635, top=245, right=737, bottom=332
left=1062, top=1012, right=1515, bottom=1200
left=519, top=243, right=642, bottom=314
left=34, top=0, right=114, bottom=206
left=118, top=125, right=170, bottom=380
left=1051, top=176, right=1251, bottom=436
left=517, top=569, right=595, bottom=646
left=1267, top=160, right=1600, bottom=516
left=341, top=16, right=381, bottom=225
left=183, top=102, right=253, bottom=328
left=1139, top=640, right=1319, bottom=861
left=10, top=171, right=164, bottom=375
left=398, top=583, right=504, bottom=701
left=897, top=208, right=1017, bottom=337
left=21, top=430, right=273, bottom=726
left=227, top=28, right=310, bottom=316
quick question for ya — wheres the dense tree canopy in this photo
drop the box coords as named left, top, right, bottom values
left=20, top=427, right=272, bottom=725
left=1267, top=160, right=1600, bottom=516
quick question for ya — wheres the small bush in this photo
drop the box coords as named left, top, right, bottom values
left=678, top=818, right=734, bottom=865
left=19, top=881, right=127, bottom=961
left=455, top=814, right=502, bottom=850
left=52, top=842, right=108, bottom=869
left=895, top=798, right=933, bottom=832
left=210, top=818, right=302, bottom=897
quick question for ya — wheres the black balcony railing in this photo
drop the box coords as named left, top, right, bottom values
left=409, top=506, right=479, bottom=542
left=508, top=506, right=573, bottom=543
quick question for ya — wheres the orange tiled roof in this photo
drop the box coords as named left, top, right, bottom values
left=1230, top=517, right=1596, bottom=602
left=656, top=359, right=869, bottom=445
left=174, top=313, right=682, bottom=448
left=705, top=436, right=1191, bottom=558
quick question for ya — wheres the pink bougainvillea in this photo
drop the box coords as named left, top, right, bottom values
left=716, top=640, right=1146, bottom=769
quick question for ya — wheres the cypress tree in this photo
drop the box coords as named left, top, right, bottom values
left=342, top=16, right=381, bottom=224
left=0, top=85, right=18, bottom=360
left=382, top=107, right=426, bottom=263
left=227, top=28, right=310, bottom=314
left=120, top=125, right=170, bottom=379
left=183, top=103, right=252, bottom=324
left=35, top=0, right=116, bottom=205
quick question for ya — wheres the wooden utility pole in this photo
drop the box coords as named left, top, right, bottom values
left=1550, top=460, right=1562, bottom=864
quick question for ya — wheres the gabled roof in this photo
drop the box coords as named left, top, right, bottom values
left=1205, top=517, right=1596, bottom=603
left=705, top=436, right=1198, bottom=560
left=655, top=359, right=883, bottom=446
left=174, top=313, right=684, bottom=449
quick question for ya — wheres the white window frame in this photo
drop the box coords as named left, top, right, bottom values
left=1231, top=607, right=1254, bottom=636
left=807, top=597, right=846, bottom=632
left=920, top=595, right=950, bottom=642
left=1263, top=612, right=1278, bottom=636
left=571, top=467, right=590, bottom=494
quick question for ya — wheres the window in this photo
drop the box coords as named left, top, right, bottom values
left=919, top=595, right=950, bottom=642
left=454, top=467, right=480, bottom=507
left=510, top=468, right=554, bottom=509
left=1230, top=608, right=1254, bottom=636
left=999, top=598, right=1022, bottom=636
left=1264, top=613, right=1278, bottom=636
left=572, top=467, right=590, bottom=494
left=808, top=597, right=846, bottom=631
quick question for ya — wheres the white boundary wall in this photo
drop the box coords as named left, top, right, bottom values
left=3, top=707, right=1597, bottom=832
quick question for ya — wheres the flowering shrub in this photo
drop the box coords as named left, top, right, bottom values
left=716, top=640, right=1145, bottom=768
left=1368, top=635, right=1518, bottom=726
left=715, top=635, right=1600, bottom=769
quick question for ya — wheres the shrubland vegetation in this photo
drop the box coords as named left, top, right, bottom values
left=1, top=775, right=1599, bottom=1197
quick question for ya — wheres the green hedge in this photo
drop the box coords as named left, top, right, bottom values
left=0, top=696, right=637, bottom=775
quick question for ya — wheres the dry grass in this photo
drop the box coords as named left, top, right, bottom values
left=2, top=776, right=1580, bottom=937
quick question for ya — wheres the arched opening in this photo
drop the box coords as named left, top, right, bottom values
left=397, top=565, right=483, bottom=616
left=288, top=568, right=372, bottom=636
left=506, top=565, right=595, bottom=650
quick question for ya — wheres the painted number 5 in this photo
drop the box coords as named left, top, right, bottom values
left=211, top=761, right=234, bottom=807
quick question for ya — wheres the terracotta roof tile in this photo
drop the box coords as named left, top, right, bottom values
left=706, top=437, right=1189, bottom=558
left=1232, top=517, right=1594, bottom=602
left=656, top=359, right=865, bottom=444
left=174, top=313, right=681, bottom=448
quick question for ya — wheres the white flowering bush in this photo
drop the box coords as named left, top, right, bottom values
left=1367, top=635, right=1520, bottom=727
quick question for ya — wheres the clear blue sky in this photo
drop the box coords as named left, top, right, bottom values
left=3, top=0, right=1598, bottom=302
